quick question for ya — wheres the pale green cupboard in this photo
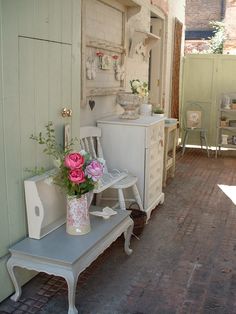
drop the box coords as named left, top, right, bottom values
left=0, top=0, right=81, bottom=301
left=182, top=54, right=236, bottom=147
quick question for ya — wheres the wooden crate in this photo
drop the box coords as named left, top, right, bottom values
left=24, top=169, right=66, bottom=239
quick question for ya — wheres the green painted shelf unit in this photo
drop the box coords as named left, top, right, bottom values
left=216, top=93, right=236, bottom=157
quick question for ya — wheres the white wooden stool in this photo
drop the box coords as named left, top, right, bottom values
left=109, top=175, right=144, bottom=211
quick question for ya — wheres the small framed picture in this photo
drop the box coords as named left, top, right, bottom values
left=187, top=110, right=202, bottom=128
left=64, top=124, right=71, bottom=150
left=101, top=55, right=112, bottom=70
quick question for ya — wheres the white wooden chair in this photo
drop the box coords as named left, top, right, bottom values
left=79, top=126, right=144, bottom=211
left=182, top=103, right=210, bottom=157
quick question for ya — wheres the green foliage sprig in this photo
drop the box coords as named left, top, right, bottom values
left=29, top=122, right=105, bottom=197
left=30, top=121, right=76, bottom=163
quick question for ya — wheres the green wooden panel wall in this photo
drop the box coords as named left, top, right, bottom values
left=182, top=54, right=236, bottom=147
left=0, top=0, right=10, bottom=260
left=217, top=56, right=236, bottom=95
left=0, top=0, right=81, bottom=302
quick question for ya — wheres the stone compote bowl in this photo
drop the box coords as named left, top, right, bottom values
left=116, top=92, right=142, bottom=120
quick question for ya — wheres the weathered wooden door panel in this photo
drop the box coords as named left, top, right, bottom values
left=0, top=0, right=81, bottom=301
left=18, top=0, right=72, bottom=43
left=19, top=37, right=72, bottom=171
left=1, top=0, right=26, bottom=253
left=0, top=0, right=9, bottom=260
left=184, top=56, right=215, bottom=102
left=182, top=56, right=216, bottom=145
left=182, top=55, right=236, bottom=146
left=0, top=71, right=9, bottom=259
left=218, top=57, right=236, bottom=93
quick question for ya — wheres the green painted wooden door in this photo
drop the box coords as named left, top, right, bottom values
left=0, top=0, right=81, bottom=301
left=182, top=54, right=236, bottom=147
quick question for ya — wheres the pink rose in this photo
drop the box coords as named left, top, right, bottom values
left=85, top=160, right=104, bottom=182
left=68, top=169, right=85, bottom=184
left=64, top=153, right=84, bottom=169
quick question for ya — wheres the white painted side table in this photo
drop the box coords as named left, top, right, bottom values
left=7, top=209, right=133, bottom=314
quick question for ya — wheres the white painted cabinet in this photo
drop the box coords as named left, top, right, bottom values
left=97, top=116, right=165, bottom=220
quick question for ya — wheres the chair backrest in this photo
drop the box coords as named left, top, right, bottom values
left=79, top=126, right=108, bottom=173
left=79, top=126, right=128, bottom=193
left=183, top=103, right=206, bottom=130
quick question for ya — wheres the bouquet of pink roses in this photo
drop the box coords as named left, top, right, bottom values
left=54, top=150, right=105, bottom=197
left=30, top=122, right=105, bottom=197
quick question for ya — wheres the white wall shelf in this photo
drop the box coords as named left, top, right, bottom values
left=216, top=93, right=236, bottom=157
left=86, top=87, right=125, bottom=97
left=86, top=37, right=126, bottom=54
left=220, top=109, right=236, bottom=113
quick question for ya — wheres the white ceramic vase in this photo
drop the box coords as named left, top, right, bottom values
left=140, top=104, right=152, bottom=116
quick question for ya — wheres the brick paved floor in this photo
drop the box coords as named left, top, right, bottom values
left=1, top=148, right=236, bottom=314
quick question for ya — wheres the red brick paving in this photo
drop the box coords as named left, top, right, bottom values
left=0, top=148, right=236, bottom=314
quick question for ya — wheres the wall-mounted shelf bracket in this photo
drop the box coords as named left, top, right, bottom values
left=129, top=30, right=160, bottom=60
left=127, top=6, right=142, bottom=20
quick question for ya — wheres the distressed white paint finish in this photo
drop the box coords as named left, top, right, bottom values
left=86, top=0, right=123, bottom=45
left=7, top=210, right=133, bottom=314
left=24, top=170, right=67, bottom=239
left=97, top=115, right=165, bottom=221
left=81, top=0, right=126, bottom=102
left=80, top=0, right=186, bottom=127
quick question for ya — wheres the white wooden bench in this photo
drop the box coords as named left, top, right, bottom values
left=7, top=208, right=133, bottom=314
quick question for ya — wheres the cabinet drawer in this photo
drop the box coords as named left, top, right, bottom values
left=144, top=140, right=164, bottom=208
left=146, top=120, right=164, bottom=148
left=148, top=177, right=162, bottom=205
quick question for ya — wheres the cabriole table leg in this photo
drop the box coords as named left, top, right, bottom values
left=124, top=220, right=134, bottom=255
left=7, top=258, right=22, bottom=302
left=64, top=270, right=78, bottom=314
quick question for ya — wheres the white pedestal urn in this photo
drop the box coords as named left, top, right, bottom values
left=66, top=193, right=91, bottom=235
left=116, top=92, right=141, bottom=120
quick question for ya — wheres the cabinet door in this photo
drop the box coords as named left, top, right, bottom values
left=144, top=121, right=164, bottom=209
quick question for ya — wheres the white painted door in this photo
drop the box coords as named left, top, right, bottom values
left=149, top=17, right=164, bottom=107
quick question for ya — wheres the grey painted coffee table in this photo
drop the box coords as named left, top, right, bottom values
left=7, top=209, right=133, bottom=314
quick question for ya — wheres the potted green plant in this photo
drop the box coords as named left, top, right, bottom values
left=220, top=116, right=228, bottom=127
left=152, top=107, right=165, bottom=117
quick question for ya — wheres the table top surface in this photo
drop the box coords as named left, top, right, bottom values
left=9, top=209, right=130, bottom=265
left=97, top=115, right=165, bottom=127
